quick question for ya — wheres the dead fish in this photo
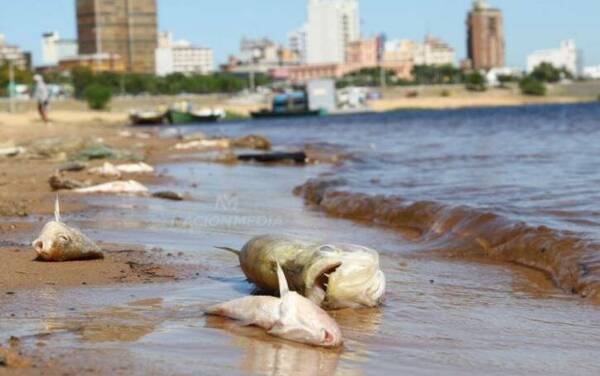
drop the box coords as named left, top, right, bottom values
left=152, top=191, right=184, bottom=201
left=174, top=139, right=231, bottom=151
left=32, top=197, right=103, bottom=262
left=57, top=161, right=88, bottom=172
left=89, top=162, right=154, bottom=178
left=115, top=162, right=154, bottom=174
left=206, top=263, right=342, bottom=347
left=48, top=173, right=90, bottom=191
left=218, top=235, right=386, bottom=309
left=88, top=162, right=122, bottom=178
left=74, top=180, right=149, bottom=195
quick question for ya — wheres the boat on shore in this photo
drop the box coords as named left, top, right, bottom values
left=166, top=109, right=221, bottom=125
left=250, top=109, right=324, bottom=119
left=252, top=91, right=325, bottom=120
left=129, top=110, right=167, bottom=126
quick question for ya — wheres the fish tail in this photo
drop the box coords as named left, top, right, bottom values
left=54, top=194, right=62, bottom=222
left=215, top=246, right=241, bottom=256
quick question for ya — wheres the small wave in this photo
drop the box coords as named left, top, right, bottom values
left=294, top=177, right=600, bottom=303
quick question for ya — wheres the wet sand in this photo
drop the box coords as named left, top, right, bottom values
left=1, top=109, right=600, bottom=375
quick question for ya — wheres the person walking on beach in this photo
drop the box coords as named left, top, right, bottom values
left=33, top=74, right=50, bottom=124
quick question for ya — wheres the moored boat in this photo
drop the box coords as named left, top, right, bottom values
left=250, top=109, right=324, bottom=119
left=166, top=109, right=220, bottom=125
left=129, top=110, right=167, bottom=125
left=252, top=91, right=325, bottom=120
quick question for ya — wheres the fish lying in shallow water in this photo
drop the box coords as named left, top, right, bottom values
left=206, top=263, right=342, bottom=347
left=74, top=180, right=149, bottom=195
left=32, top=197, right=103, bottom=262
left=219, top=235, right=386, bottom=309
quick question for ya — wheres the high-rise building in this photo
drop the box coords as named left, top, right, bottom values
left=466, top=0, right=504, bottom=70
left=527, top=40, right=582, bottom=77
left=41, top=32, right=78, bottom=66
left=76, top=0, right=158, bottom=73
left=306, top=0, right=360, bottom=64
left=155, top=32, right=214, bottom=76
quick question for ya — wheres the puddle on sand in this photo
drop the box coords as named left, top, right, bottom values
left=1, top=162, right=599, bottom=375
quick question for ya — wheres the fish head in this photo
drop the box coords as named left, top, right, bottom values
left=304, top=244, right=386, bottom=309
left=270, top=291, right=343, bottom=347
left=32, top=221, right=101, bottom=262
left=269, top=263, right=343, bottom=347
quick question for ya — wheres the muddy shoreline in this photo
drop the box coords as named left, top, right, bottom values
left=1, top=109, right=600, bottom=375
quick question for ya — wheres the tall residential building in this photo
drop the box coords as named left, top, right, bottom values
left=76, top=0, right=158, bottom=73
left=306, top=0, right=360, bottom=64
left=466, top=0, right=504, bottom=70
left=527, top=40, right=582, bottom=77
left=0, top=34, right=30, bottom=70
left=41, top=32, right=78, bottom=66
left=288, top=25, right=308, bottom=64
left=155, top=32, right=214, bottom=76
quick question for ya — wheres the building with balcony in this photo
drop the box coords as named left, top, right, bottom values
left=155, top=32, right=214, bottom=76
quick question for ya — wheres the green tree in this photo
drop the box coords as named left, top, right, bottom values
left=71, top=66, right=95, bottom=98
left=0, top=62, right=33, bottom=96
left=497, top=74, right=515, bottom=88
left=412, top=64, right=463, bottom=85
left=530, top=62, right=572, bottom=83
left=519, top=76, right=547, bottom=96
left=465, top=71, right=487, bottom=91
left=337, top=67, right=395, bottom=88
left=84, top=84, right=112, bottom=110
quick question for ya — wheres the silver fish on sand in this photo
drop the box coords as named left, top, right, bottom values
left=32, top=196, right=104, bottom=262
left=218, top=234, right=386, bottom=309
left=206, top=263, right=343, bottom=347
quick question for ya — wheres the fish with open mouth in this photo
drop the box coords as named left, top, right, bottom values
left=206, top=262, right=343, bottom=347
left=32, top=197, right=104, bottom=262
left=218, top=234, right=386, bottom=309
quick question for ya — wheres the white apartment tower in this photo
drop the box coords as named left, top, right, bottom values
left=306, top=0, right=360, bottom=64
left=41, top=31, right=78, bottom=66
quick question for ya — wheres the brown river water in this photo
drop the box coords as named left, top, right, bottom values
left=2, top=103, right=600, bottom=375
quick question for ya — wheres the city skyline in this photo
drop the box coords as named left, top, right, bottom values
left=0, top=0, right=599, bottom=68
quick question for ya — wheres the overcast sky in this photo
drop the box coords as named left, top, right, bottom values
left=1, top=0, right=598, bottom=68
